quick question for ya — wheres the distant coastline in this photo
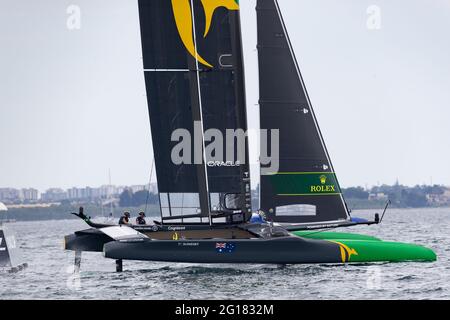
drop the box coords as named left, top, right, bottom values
left=342, top=184, right=450, bottom=210
left=345, top=199, right=450, bottom=210
left=1, top=183, right=449, bottom=222
left=1, top=202, right=448, bottom=223
left=1, top=204, right=161, bottom=223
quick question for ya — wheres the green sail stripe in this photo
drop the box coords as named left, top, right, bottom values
left=270, top=172, right=341, bottom=196
left=273, top=172, right=336, bottom=175
left=293, top=231, right=382, bottom=241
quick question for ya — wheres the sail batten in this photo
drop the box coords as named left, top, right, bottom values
left=257, top=0, right=350, bottom=224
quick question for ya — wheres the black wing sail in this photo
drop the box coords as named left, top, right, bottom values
left=257, top=0, right=350, bottom=225
left=138, top=0, right=251, bottom=223
left=191, top=0, right=251, bottom=216
left=0, top=229, right=12, bottom=268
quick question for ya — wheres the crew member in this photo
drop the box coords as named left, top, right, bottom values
left=119, top=212, right=131, bottom=225
left=136, top=212, right=146, bottom=225
left=249, top=210, right=266, bottom=224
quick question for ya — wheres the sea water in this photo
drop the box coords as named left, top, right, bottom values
left=0, top=208, right=449, bottom=300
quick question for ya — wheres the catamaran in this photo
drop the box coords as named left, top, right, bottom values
left=0, top=223, right=27, bottom=273
left=64, top=0, right=436, bottom=271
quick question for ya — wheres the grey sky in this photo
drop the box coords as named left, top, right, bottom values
left=1, top=0, right=449, bottom=192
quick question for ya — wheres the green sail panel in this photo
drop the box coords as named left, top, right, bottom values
left=270, top=172, right=341, bottom=196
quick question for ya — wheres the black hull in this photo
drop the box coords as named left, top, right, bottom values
left=103, top=236, right=342, bottom=264
left=64, top=224, right=258, bottom=253
left=65, top=229, right=112, bottom=252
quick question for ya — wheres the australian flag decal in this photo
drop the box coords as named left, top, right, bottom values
left=215, top=242, right=236, bottom=254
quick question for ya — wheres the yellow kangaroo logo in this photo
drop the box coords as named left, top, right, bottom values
left=171, top=0, right=240, bottom=68
left=330, top=241, right=358, bottom=263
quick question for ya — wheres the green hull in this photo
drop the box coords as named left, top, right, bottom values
left=293, top=231, right=381, bottom=241
left=331, top=240, right=436, bottom=263
left=293, top=231, right=436, bottom=263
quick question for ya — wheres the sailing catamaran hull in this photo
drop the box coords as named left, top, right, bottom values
left=0, top=225, right=28, bottom=272
left=64, top=229, right=112, bottom=252
left=65, top=227, right=436, bottom=263
left=103, top=237, right=345, bottom=264
left=60, top=0, right=437, bottom=269
left=331, top=239, right=436, bottom=263
left=293, top=231, right=382, bottom=241
left=102, top=236, right=436, bottom=264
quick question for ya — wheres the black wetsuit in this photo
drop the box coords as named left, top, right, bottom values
left=118, top=216, right=129, bottom=225
left=136, top=216, right=146, bottom=225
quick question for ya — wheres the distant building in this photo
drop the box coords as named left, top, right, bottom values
left=98, top=185, right=116, bottom=198
left=21, top=188, right=39, bottom=201
left=368, top=193, right=388, bottom=201
left=41, top=188, right=68, bottom=202
left=130, top=185, right=146, bottom=193
left=68, top=186, right=103, bottom=200
left=2, top=183, right=158, bottom=204
left=68, top=187, right=89, bottom=200
left=148, top=183, right=158, bottom=194
left=426, top=190, right=450, bottom=206
left=116, top=186, right=126, bottom=195
left=90, top=187, right=101, bottom=199
left=0, top=188, right=21, bottom=202
left=0, top=188, right=39, bottom=202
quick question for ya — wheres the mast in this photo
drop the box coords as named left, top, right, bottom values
left=108, top=169, right=113, bottom=217
left=257, top=0, right=350, bottom=224
left=230, top=7, right=252, bottom=215
left=189, top=0, right=212, bottom=224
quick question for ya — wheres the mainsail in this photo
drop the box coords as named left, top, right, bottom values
left=138, top=0, right=251, bottom=223
left=0, top=228, right=12, bottom=268
left=0, top=225, right=27, bottom=272
left=257, top=0, right=350, bottom=224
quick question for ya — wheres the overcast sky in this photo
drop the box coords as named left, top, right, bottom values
left=1, top=0, right=450, bottom=192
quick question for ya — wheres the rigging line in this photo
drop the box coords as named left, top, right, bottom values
left=144, top=158, right=155, bottom=214
left=181, top=192, right=185, bottom=216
